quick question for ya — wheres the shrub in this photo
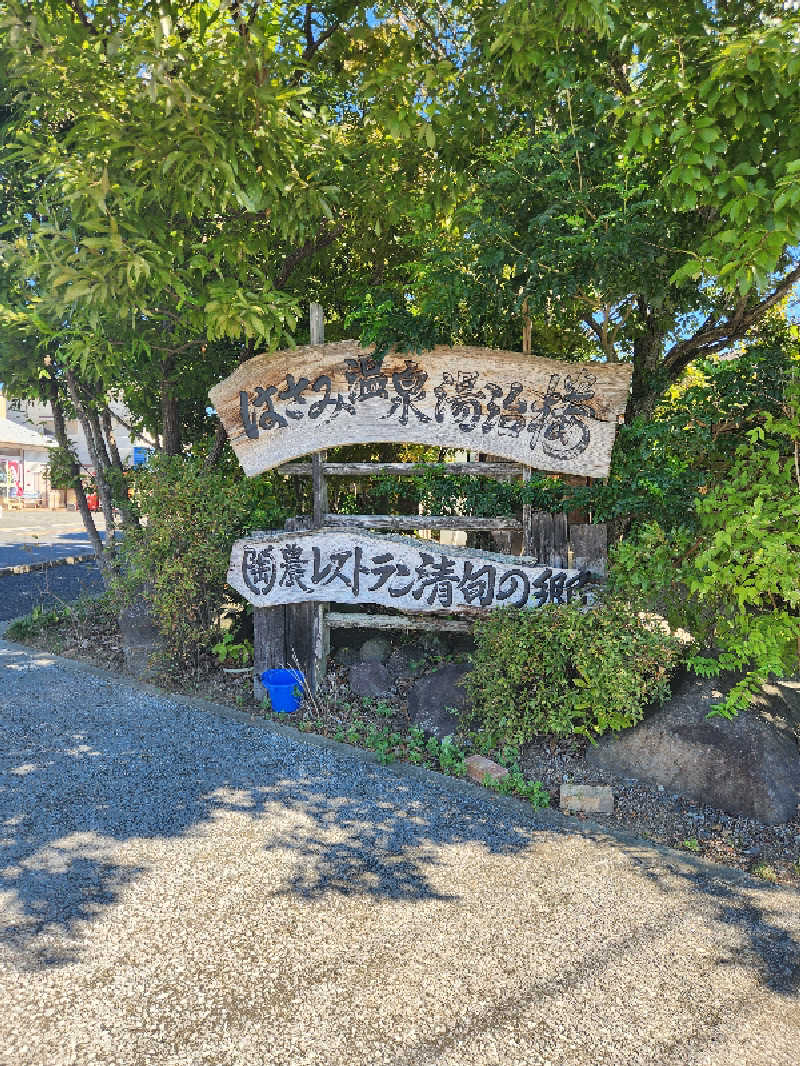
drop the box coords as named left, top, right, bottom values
left=114, top=453, right=292, bottom=668
left=608, top=383, right=800, bottom=717
left=466, top=598, right=681, bottom=746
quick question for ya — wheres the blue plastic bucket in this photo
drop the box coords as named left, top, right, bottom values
left=260, top=668, right=305, bottom=713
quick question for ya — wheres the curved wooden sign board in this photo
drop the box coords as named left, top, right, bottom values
left=209, top=341, right=632, bottom=479
left=229, top=528, right=592, bottom=614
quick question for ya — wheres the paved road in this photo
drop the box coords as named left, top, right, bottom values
left=0, top=561, right=105, bottom=622
left=0, top=511, right=105, bottom=570
left=1, top=639, right=799, bottom=1065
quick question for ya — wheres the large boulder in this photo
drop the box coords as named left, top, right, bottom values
left=348, top=661, right=393, bottom=699
left=586, top=670, right=800, bottom=824
left=407, top=663, right=472, bottom=740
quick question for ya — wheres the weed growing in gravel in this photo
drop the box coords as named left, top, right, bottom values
left=682, top=838, right=701, bottom=852
left=7, top=603, right=72, bottom=638
left=752, top=863, right=779, bottom=882
left=483, top=770, right=551, bottom=808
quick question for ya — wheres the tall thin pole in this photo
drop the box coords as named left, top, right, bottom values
left=521, top=298, right=535, bottom=558
left=310, top=303, right=328, bottom=527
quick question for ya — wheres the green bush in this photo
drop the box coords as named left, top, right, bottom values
left=115, top=453, right=293, bottom=668
left=466, top=598, right=681, bottom=745
left=609, top=386, right=800, bottom=717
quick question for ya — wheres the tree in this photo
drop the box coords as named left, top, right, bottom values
left=489, top=0, right=800, bottom=415
left=351, top=0, right=800, bottom=417
left=0, top=0, right=477, bottom=560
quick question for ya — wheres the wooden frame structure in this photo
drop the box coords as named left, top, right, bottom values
left=249, top=305, right=613, bottom=697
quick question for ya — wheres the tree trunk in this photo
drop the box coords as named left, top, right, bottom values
left=101, top=403, right=138, bottom=531
left=204, top=422, right=228, bottom=468
left=48, top=378, right=107, bottom=574
left=160, top=357, right=182, bottom=456
left=625, top=300, right=666, bottom=422
left=65, top=369, right=118, bottom=555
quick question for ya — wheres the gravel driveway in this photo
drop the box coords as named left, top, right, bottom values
left=0, top=562, right=105, bottom=622
left=2, top=638, right=799, bottom=1066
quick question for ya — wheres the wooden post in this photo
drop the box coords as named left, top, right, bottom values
left=283, top=516, right=315, bottom=686
left=310, top=302, right=324, bottom=346
left=253, top=605, right=286, bottom=702
left=312, top=452, right=327, bottom=527
left=571, top=522, right=608, bottom=578
left=308, top=301, right=329, bottom=690
left=521, top=296, right=535, bottom=557
left=312, top=602, right=329, bottom=692
left=309, top=303, right=328, bottom=527
left=552, top=512, right=568, bottom=569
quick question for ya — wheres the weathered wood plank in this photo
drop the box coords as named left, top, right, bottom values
left=552, top=512, right=569, bottom=569
left=253, top=606, right=286, bottom=699
left=209, top=341, right=632, bottom=479
left=322, top=514, right=523, bottom=532
left=283, top=516, right=315, bottom=682
left=228, top=527, right=591, bottom=614
left=571, top=522, right=608, bottom=578
left=327, top=611, right=473, bottom=633
left=276, top=461, right=524, bottom=478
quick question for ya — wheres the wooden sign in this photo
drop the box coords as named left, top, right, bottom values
left=229, top=528, right=592, bottom=614
left=210, top=341, right=632, bottom=479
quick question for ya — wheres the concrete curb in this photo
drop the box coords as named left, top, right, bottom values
left=1, top=625, right=796, bottom=895
left=0, top=552, right=96, bottom=578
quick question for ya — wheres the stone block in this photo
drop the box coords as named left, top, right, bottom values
left=118, top=597, right=162, bottom=681
left=559, top=784, right=614, bottom=815
left=359, top=636, right=392, bottom=664
left=465, top=755, right=509, bottom=785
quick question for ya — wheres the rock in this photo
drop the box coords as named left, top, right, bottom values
left=359, top=637, right=392, bottom=664
left=348, top=661, right=393, bottom=699
left=399, top=641, right=428, bottom=663
left=586, top=670, right=800, bottom=825
left=465, top=755, right=509, bottom=785
left=407, top=663, right=471, bottom=740
left=560, top=784, right=614, bottom=815
left=118, top=596, right=162, bottom=680
left=331, top=645, right=360, bottom=667
left=386, top=649, right=426, bottom=680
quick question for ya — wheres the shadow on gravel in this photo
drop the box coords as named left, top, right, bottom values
left=1, top=638, right=799, bottom=998
left=0, top=562, right=104, bottom=623
left=621, top=845, right=800, bottom=995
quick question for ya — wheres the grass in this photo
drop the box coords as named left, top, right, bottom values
left=751, top=862, right=779, bottom=883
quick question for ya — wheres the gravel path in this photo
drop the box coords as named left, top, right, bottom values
left=0, top=562, right=105, bottom=622
left=2, top=639, right=800, bottom=1066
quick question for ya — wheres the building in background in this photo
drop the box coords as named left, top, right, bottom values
left=0, top=386, right=154, bottom=508
left=0, top=398, right=56, bottom=508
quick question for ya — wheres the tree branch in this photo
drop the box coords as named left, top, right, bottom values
left=664, top=262, right=800, bottom=378
left=64, top=0, right=97, bottom=34
left=303, top=19, right=340, bottom=62
left=274, top=225, right=344, bottom=289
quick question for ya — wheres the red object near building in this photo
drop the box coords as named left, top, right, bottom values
left=86, top=492, right=100, bottom=512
